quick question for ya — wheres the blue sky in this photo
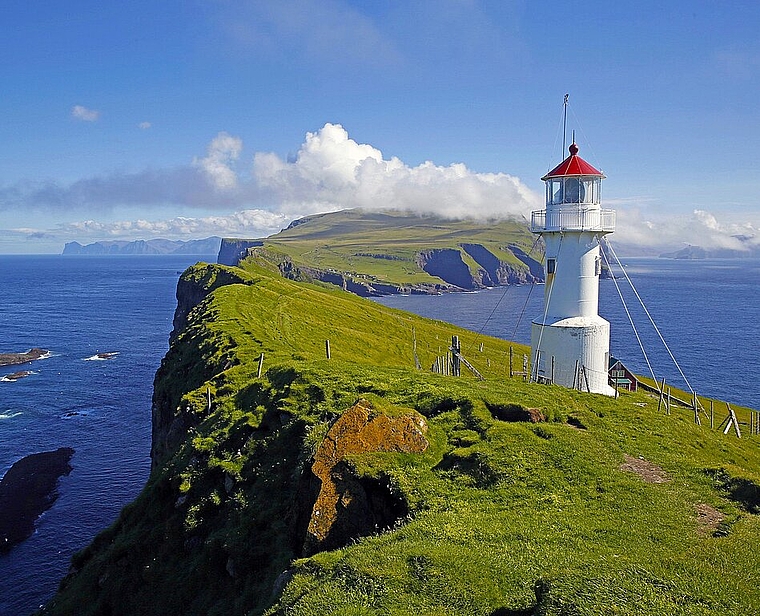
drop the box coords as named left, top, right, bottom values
left=2, top=0, right=759, bottom=253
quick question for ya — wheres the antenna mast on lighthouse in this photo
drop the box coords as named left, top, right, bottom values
left=562, top=93, right=569, bottom=155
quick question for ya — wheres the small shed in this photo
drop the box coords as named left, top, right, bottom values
left=608, top=357, right=638, bottom=392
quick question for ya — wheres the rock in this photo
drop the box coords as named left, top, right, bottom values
left=3, top=370, right=33, bottom=381
left=272, top=569, right=294, bottom=598
left=224, top=474, right=234, bottom=494
left=303, top=398, right=428, bottom=555
left=0, top=348, right=49, bottom=368
left=217, top=238, right=264, bottom=266
left=487, top=402, right=545, bottom=423
left=0, top=447, right=75, bottom=553
left=416, top=248, right=477, bottom=289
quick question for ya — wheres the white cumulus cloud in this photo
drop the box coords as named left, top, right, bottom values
left=194, top=132, right=243, bottom=190
left=251, top=123, right=540, bottom=219
left=71, top=105, right=100, bottom=122
left=610, top=207, right=760, bottom=254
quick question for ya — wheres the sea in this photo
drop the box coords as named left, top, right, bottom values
left=1, top=255, right=759, bottom=615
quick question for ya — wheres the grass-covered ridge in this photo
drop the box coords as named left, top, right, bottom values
left=42, top=261, right=760, bottom=616
left=220, top=209, right=543, bottom=292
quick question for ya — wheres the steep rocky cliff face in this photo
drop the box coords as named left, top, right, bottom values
left=416, top=248, right=479, bottom=289
left=276, top=259, right=453, bottom=296
left=416, top=244, right=543, bottom=290
left=169, top=263, right=253, bottom=342
left=217, top=238, right=263, bottom=266
left=153, top=264, right=259, bottom=467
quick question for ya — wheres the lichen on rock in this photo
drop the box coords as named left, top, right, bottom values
left=304, top=398, right=428, bottom=554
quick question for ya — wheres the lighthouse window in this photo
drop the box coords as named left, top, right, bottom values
left=563, top=178, right=584, bottom=203
left=548, top=177, right=600, bottom=204
left=595, top=256, right=602, bottom=276
left=547, top=258, right=556, bottom=275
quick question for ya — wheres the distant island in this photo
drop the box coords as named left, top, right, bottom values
left=660, top=240, right=760, bottom=260
left=62, top=237, right=222, bottom=256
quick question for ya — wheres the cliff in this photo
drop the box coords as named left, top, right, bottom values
left=40, top=258, right=760, bottom=616
left=217, top=210, right=543, bottom=295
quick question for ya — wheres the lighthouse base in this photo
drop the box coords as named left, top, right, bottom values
left=530, top=315, right=615, bottom=396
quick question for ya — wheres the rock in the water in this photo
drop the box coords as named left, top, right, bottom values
left=0, top=447, right=75, bottom=553
left=0, top=348, right=49, bottom=367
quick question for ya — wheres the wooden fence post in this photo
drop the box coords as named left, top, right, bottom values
left=325, top=340, right=331, bottom=360
left=257, top=352, right=264, bottom=378
left=657, top=381, right=664, bottom=414
left=451, top=335, right=461, bottom=377
left=728, top=404, right=742, bottom=438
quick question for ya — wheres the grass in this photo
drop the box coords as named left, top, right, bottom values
left=41, top=258, right=760, bottom=616
left=242, top=209, right=539, bottom=287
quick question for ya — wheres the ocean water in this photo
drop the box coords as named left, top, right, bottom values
left=0, top=255, right=215, bottom=616
left=1, top=255, right=757, bottom=615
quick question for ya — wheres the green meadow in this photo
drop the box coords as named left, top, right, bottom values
left=246, top=209, right=539, bottom=286
left=42, top=258, right=760, bottom=616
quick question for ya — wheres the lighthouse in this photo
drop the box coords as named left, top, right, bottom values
left=529, top=141, right=616, bottom=396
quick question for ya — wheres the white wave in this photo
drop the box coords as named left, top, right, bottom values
left=0, top=411, right=22, bottom=419
left=18, top=349, right=53, bottom=360
left=84, top=352, right=119, bottom=361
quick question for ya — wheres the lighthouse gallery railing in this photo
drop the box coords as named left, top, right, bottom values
left=530, top=208, right=615, bottom=233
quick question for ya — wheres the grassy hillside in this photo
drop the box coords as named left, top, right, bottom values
left=41, top=259, right=760, bottom=616
left=221, top=210, right=542, bottom=291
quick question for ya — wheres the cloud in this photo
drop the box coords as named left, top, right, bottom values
left=0, top=123, right=539, bottom=223
left=71, top=105, right=100, bottom=122
left=610, top=207, right=760, bottom=254
left=251, top=123, right=540, bottom=219
left=194, top=132, right=243, bottom=190
left=12, top=209, right=291, bottom=243
left=0, top=167, right=218, bottom=211
left=138, top=121, right=152, bottom=130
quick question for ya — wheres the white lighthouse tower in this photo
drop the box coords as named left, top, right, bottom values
left=530, top=141, right=616, bottom=395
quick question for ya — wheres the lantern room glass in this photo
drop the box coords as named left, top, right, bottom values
left=547, top=177, right=601, bottom=205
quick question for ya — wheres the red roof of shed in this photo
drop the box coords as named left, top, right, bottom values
left=541, top=143, right=604, bottom=180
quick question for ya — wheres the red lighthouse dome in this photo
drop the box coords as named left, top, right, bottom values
left=541, top=142, right=605, bottom=180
